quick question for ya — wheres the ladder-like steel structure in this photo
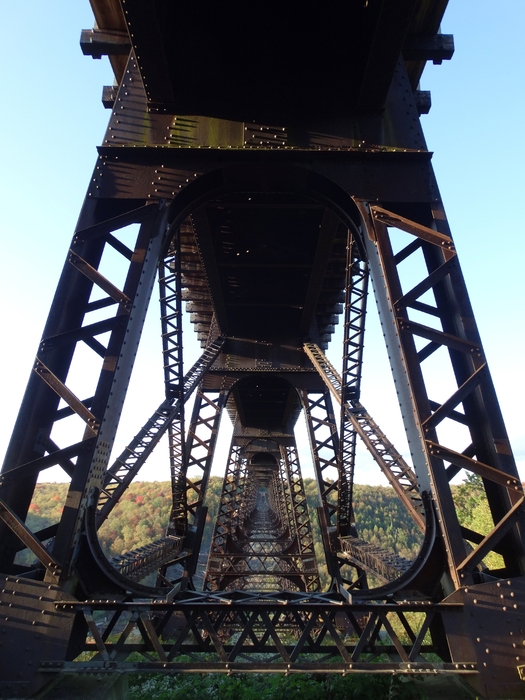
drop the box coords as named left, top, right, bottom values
left=0, top=2, right=524, bottom=698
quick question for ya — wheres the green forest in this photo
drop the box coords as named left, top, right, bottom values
left=25, top=478, right=424, bottom=588
left=24, top=474, right=497, bottom=585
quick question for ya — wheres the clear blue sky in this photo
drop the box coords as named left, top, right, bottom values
left=0, top=2, right=524, bottom=483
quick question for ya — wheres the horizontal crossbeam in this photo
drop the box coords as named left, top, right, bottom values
left=46, top=596, right=471, bottom=675
left=80, top=28, right=131, bottom=58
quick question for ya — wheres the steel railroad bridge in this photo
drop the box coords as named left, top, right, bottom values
left=1, top=1, right=524, bottom=698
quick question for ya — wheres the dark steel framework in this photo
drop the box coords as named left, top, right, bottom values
left=0, top=2, right=524, bottom=698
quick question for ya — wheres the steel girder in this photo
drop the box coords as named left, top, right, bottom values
left=359, top=203, right=525, bottom=591
left=1, top=13, right=525, bottom=698
left=204, top=427, right=320, bottom=593
left=43, top=594, right=474, bottom=674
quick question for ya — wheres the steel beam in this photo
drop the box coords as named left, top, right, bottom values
left=3, top=3, right=525, bottom=696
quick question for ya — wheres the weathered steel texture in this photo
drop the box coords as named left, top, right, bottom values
left=360, top=202, right=525, bottom=591
left=205, top=429, right=320, bottom=593
left=304, top=343, right=425, bottom=531
left=108, top=536, right=183, bottom=581
left=80, top=28, right=131, bottom=58
left=205, top=443, right=247, bottom=591
left=279, top=445, right=320, bottom=592
left=402, top=33, right=454, bottom=63
left=181, top=388, right=228, bottom=534
left=3, top=0, right=525, bottom=695
left=117, top=0, right=451, bottom=122
left=341, top=237, right=368, bottom=403
left=43, top=595, right=475, bottom=676
left=94, top=337, right=224, bottom=526
left=159, top=231, right=187, bottom=541
left=0, top=499, right=61, bottom=579
left=338, top=536, right=413, bottom=584
left=0, top=577, right=77, bottom=698
left=160, top=234, right=184, bottom=400
left=338, top=240, right=368, bottom=535
left=0, top=202, right=169, bottom=586
left=87, top=0, right=128, bottom=81
left=443, top=576, right=525, bottom=699
left=301, top=389, right=340, bottom=529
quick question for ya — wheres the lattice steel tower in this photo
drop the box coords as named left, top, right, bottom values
left=1, top=2, right=524, bottom=698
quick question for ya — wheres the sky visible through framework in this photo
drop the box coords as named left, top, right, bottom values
left=0, top=2, right=523, bottom=486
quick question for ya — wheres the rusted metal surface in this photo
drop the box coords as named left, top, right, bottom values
left=40, top=595, right=474, bottom=675
left=80, top=28, right=130, bottom=58
left=0, top=577, right=76, bottom=698
left=338, top=536, right=413, bottom=583
left=108, top=536, right=184, bottom=580
left=304, top=342, right=425, bottom=531
left=2, top=1, right=525, bottom=696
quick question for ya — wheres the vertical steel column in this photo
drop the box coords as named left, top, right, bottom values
left=182, top=388, right=227, bottom=532
left=360, top=203, right=525, bottom=590
left=301, top=389, right=340, bottom=525
left=158, top=232, right=186, bottom=535
left=0, top=203, right=169, bottom=585
left=338, top=234, right=369, bottom=536
left=277, top=454, right=296, bottom=538
left=280, top=444, right=320, bottom=592
left=301, top=388, right=341, bottom=577
left=170, top=386, right=227, bottom=583
left=205, top=441, right=247, bottom=591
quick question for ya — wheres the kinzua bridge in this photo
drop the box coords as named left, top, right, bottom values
left=1, top=2, right=524, bottom=698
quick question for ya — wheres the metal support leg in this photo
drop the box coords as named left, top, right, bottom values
left=301, top=389, right=341, bottom=579
left=280, top=444, right=320, bottom=592
left=361, top=202, right=525, bottom=589
left=338, top=236, right=368, bottom=536
left=0, top=203, right=170, bottom=586
left=205, top=442, right=247, bottom=591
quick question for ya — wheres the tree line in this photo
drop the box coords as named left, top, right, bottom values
left=24, top=478, right=422, bottom=580
left=22, top=474, right=496, bottom=581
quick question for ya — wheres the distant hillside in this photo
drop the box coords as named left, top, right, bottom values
left=24, top=478, right=424, bottom=587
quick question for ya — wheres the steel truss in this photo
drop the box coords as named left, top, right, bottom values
left=37, top=592, right=477, bottom=678
left=2, top=7, right=525, bottom=697
left=95, top=338, right=224, bottom=527
left=304, top=343, right=424, bottom=532
left=300, top=379, right=419, bottom=589
left=0, top=203, right=171, bottom=583
left=205, top=432, right=320, bottom=593
left=360, top=204, right=525, bottom=589
left=338, top=237, right=368, bottom=537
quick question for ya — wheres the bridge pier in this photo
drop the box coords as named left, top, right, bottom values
left=1, top=2, right=525, bottom=697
